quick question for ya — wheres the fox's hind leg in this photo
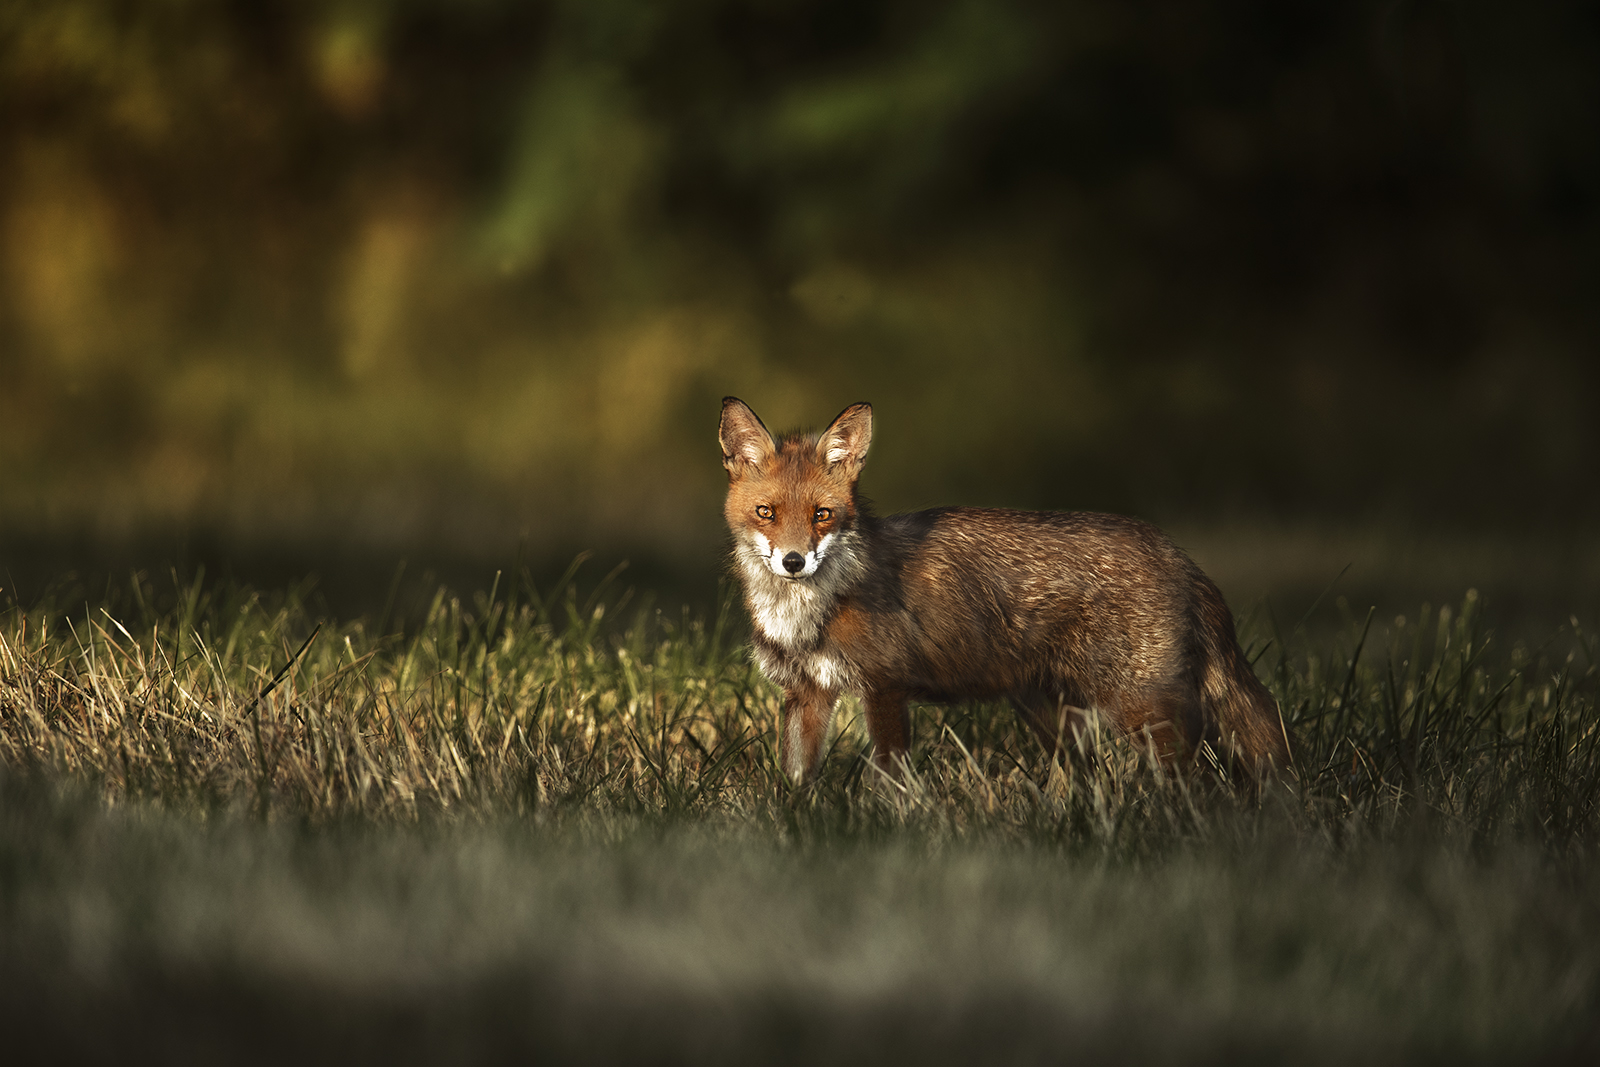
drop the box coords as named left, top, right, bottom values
left=1010, top=690, right=1094, bottom=767
left=1108, top=683, right=1206, bottom=770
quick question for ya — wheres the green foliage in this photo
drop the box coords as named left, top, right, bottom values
left=2, top=0, right=1597, bottom=545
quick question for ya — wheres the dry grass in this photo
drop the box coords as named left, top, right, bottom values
left=2, top=569, right=1596, bottom=848
left=1, top=569, right=1599, bottom=1062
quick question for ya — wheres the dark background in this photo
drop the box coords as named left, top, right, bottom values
left=2, top=0, right=1596, bottom=622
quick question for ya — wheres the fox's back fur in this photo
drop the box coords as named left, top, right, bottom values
left=719, top=398, right=1291, bottom=784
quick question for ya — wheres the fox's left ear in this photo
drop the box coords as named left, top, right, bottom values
left=818, top=402, right=872, bottom=476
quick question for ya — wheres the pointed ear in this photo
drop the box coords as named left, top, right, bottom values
left=719, top=397, right=776, bottom=474
left=818, top=402, right=872, bottom=476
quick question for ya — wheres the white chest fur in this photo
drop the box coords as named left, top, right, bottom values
left=735, top=528, right=865, bottom=691
left=742, top=567, right=830, bottom=647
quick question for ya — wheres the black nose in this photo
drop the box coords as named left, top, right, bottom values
left=782, top=552, right=805, bottom=574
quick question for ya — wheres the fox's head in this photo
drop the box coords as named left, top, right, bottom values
left=719, top=397, right=871, bottom=583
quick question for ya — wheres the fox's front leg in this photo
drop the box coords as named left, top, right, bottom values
left=864, top=688, right=911, bottom=776
left=778, top=681, right=839, bottom=784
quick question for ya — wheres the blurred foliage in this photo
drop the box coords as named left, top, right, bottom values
left=1, top=0, right=1597, bottom=556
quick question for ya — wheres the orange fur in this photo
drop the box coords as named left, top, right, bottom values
left=719, top=397, right=1291, bottom=785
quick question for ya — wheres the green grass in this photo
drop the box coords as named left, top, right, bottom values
left=1, top=568, right=1597, bottom=1063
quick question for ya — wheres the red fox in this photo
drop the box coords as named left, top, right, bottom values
left=719, top=397, right=1292, bottom=785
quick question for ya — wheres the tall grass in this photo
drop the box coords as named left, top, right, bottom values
left=1, top=569, right=1598, bottom=1062
left=0, top=564, right=771, bottom=821
left=2, top=569, right=1595, bottom=849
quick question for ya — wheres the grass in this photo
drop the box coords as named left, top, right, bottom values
left=1, top=565, right=1598, bottom=1063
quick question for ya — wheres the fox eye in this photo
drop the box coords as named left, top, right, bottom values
left=813, top=507, right=832, bottom=523
left=756, top=505, right=773, bottom=520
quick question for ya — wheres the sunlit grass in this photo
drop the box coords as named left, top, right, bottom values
left=2, top=569, right=1595, bottom=843
left=1, top=569, right=1597, bottom=1062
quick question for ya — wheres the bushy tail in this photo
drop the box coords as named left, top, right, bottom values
left=1195, top=591, right=1293, bottom=782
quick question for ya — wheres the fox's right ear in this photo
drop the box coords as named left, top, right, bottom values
left=719, top=397, right=776, bottom=475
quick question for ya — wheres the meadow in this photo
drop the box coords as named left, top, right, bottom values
left=0, top=564, right=1596, bottom=1064
left=6, top=5, right=1598, bottom=1060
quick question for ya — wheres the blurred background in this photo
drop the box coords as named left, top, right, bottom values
left=1, top=0, right=1596, bottom=626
